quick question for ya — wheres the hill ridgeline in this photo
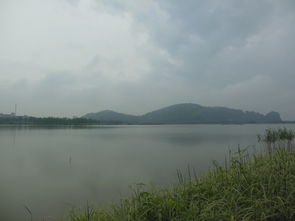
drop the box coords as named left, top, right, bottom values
left=83, top=103, right=282, bottom=124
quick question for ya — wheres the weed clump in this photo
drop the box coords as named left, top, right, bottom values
left=258, top=128, right=295, bottom=153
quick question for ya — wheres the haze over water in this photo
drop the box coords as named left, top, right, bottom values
left=1, top=124, right=295, bottom=220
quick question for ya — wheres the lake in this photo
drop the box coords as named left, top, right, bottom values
left=0, top=124, right=294, bottom=220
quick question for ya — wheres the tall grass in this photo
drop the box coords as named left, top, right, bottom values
left=258, top=128, right=295, bottom=153
left=65, top=128, right=295, bottom=221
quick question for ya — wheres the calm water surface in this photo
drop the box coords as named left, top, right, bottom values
left=0, top=124, right=294, bottom=220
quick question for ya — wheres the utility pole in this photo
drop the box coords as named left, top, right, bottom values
left=15, top=104, right=17, bottom=116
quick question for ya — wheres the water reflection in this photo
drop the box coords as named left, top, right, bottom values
left=0, top=124, right=295, bottom=220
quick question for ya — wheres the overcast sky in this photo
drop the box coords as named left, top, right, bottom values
left=0, top=0, right=294, bottom=119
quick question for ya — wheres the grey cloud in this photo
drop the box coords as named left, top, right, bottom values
left=112, top=0, right=274, bottom=53
left=64, top=0, right=80, bottom=7
left=117, top=0, right=295, bottom=119
left=0, top=0, right=294, bottom=120
left=103, top=1, right=288, bottom=83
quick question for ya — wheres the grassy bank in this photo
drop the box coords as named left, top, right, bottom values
left=66, top=129, right=295, bottom=221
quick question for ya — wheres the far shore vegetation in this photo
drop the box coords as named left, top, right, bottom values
left=63, top=128, right=295, bottom=221
left=0, top=115, right=294, bottom=126
left=0, top=116, right=100, bottom=126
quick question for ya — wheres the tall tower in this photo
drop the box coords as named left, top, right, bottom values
left=15, top=104, right=17, bottom=116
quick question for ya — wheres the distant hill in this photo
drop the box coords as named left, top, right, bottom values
left=83, top=110, right=140, bottom=124
left=83, top=103, right=282, bottom=124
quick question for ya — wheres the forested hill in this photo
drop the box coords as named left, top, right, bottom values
left=83, top=103, right=282, bottom=124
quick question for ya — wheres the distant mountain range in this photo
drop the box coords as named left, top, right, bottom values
left=82, top=103, right=282, bottom=124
